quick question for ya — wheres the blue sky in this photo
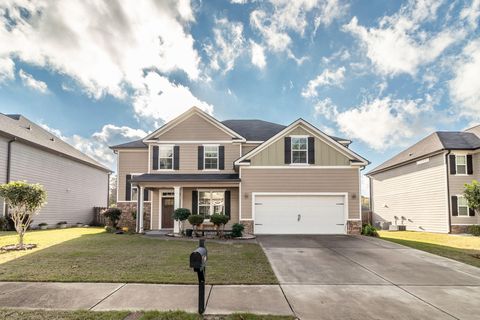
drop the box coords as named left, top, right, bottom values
left=0, top=0, right=479, bottom=194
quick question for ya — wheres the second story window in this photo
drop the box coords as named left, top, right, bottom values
left=291, top=137, right=308, bottom=164
left=159, top=146, right=174, bottom=170
left=455, top=155, right=467, bottom=175
left=204, top=145, right=219, bottom=169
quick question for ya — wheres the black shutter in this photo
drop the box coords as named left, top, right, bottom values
left=125, top=174, right=132, bottom=201
left=152, top=146, right=159, bottom=170
left=174, top=146, right=180, bottom=170
left=451, top=196, right=458, bottom=216
left=143, top=189, right=149, bottom=201
left=467, top=155, right=473, bottom=175
left=308, top=137, right=315, bottom=164
left=192, top=190, right=198, bottom=214
left=224, top=190, right=231, bottom=217
left=219, top=146, right=225, bottom=170
left=198, top=146, right=204, bottom=170
left=469, top=207, right=475, bottom=216
left=449, top=155, right=456, bottom=175
left=284, top=137, right=291, bottom=164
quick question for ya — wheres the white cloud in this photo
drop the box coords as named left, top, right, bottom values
left=313, top=97, right=338, bottom=119
left=343, top=0, right=464, bottom=76
left=18, top=69, right=48, bottom=93
left=302, top=67, right=345, bottom=98
left=449, top=38, right=480, bottom=118
left=250, top=40, right=266, bottom=69
left=0, top=0, right=204, bottom=121
left=132, top=72, right=214, bottom=123
left=333, top=97, right=433, bottom=150
left=40, top=123, right=147, bottom=171
left=460, top=0, right=480, bottom=29
left=0, top=57, right=14, bottom=82
left=205, top=18, right=245, bottom=73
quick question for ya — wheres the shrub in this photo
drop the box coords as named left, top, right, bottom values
left=210, top=214, right=230, bottom=237
left=57, top=221, right=67, bottom=225
left=173, top=208, right=191, bottom=234
left=231, top=223, right=244, bottom=238
left=0, top=216, right=8, bottom=231
left=464, top=180, right=480, bottom=213
left=105, top=226, right=116, bottom=233
left=361, top=224, right=379, bottom=237
left=38, top=222, right=48, bottom=227
left=130, top=209, right=137, bottom=220
left=469, top=225, right=480, bottom=236
left=103, top=208, right=122, bottom=229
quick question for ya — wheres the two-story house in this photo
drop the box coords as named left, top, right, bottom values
left=110, top=107, right=369, bottom=235
left=368, top=125, right=480, bottom=233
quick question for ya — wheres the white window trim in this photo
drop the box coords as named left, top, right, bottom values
left=131, top=185, right=139, bottom=202
left=157, top=145, right=175, bottom=171
left=197, top=189, right=226, bottom=217
left=454, top=155, right=468, bottom=176
left=456, top=195, right=470, bottom=217
left=127, top=173, right=151, bottom=203
left=203, top=144, right=219, bottom=170
left=290, top=135, right=309, bottom=165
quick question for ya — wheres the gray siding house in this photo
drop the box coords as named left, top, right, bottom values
left=0, top=113, right=110, bottom=227
left=368, top=125, right=480, bottom=233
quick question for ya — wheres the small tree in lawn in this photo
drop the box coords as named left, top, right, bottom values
left=0, top=181, right=47, bottom=249
left=173, top=208, right=190, bottom=235
left=210, top=214, right=230, bottom=238
left=464, top=180, right=480, bottom=214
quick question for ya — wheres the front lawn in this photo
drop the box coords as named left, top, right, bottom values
left=0, top=228, right=277, bottom=284
left=378, top=231, right=480, bottom=268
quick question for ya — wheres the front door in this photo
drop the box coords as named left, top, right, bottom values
left=162, top=197, right=174, bottom=229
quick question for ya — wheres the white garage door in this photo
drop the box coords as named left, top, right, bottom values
left=254, top=194, right=346, bottom=234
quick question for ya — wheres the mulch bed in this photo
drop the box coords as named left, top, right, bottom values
left=0, top=244, right=37, bottom=252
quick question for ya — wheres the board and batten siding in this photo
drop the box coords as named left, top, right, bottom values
left=249, top=125, right=350, bottom=166
left=240, top=168, right=360, bottom=220
left=370, top=153, right=449, bottom=233
left=148, top=143, right=240, bottom=173
left=241, top=144, right=259, bottom=156
left=9, top=142, right=108, bottom=227
left=0, top=136, right=8, bottom=215
left=117, top=149, right=149, bottom=201
left=448, top=152, right=480, bottom=225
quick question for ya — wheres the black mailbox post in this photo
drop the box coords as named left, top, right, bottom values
left=190, top=239, right=207, bottom=314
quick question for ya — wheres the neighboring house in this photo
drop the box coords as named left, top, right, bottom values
left=110, top=107, right=369, bottom=235
left=367, top=125, right=480, bottom=233
left=0, top=113, right=110, bottom=227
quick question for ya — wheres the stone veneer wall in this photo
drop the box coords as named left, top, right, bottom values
left=450, top=225, right=471, bottom=234
left=115, top=202, right=151, bottom=231
left=347, top=220, right=362, bottom=235
left=240, top=220, right=253, bottom=234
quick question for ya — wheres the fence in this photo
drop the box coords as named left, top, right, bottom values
left=361, top=210, right=372, bottom=225
left=93, top=206, right=108, bottom=226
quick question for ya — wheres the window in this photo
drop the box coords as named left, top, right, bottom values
left=458, top=196, right=469, bottom=216
left=159, top=146, right=174, bottom=170
left=291, top=137, right=308, bottom=164
left=456, top=155, right=467, bottom=175
left=131, top=186, right=138, bottom=201
left=204, top=145, right=219, bottom=169
left=198, top=191, right=224, bottom=217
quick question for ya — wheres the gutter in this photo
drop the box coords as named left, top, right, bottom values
left=445, top=150, right=451, bottom=234
left=6, top=137, right=16, bottom=183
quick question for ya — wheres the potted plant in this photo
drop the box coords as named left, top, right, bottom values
left=187, top=214, right=204, bottom=237
left=57, top=221, right=67, bottom=229
left=38, top=222, right=48, bottom=230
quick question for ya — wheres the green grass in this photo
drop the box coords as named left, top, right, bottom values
left=378, top=231, right=480, bottom=268
left=0, top=310, right=293, bottom=320
left=0, top=228, right=277, bottom=284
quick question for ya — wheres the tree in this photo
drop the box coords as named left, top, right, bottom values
left=173, top=208, right=190, bottom=234
left=188, top=214, right=204, bottom=237
left=0, top=181, right=47, bottom=248
left=103, top=207, right=122, bottom=229
left=210, top=214, right=230, bottom=238
left=464, top=180, right=480, bottom=214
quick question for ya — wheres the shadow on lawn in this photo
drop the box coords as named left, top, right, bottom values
left=381, top=237, right=480, bottom=268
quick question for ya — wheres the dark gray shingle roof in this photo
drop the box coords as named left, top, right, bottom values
left=131, top=173, right=240, bottom=182
left=110, top=139, right=147, bottom=149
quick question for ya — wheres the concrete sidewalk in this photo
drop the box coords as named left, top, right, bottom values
left=0, top=282, right=294, bottom=316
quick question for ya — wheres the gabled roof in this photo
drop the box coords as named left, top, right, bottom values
left=110, top=139, right=147, bottom=149
left=234, top=118, right=369, bottom=166
left=0, top=113, right=110, bottom=172
left=367, top=131, right=480, bottom=175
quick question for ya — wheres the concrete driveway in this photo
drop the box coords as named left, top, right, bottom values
left=258, top=235, right=480, bottom=320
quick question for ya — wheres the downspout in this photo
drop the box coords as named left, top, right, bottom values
left=445, top=150, right=451, bottom=233
left=6, top=137, right=17, bottom=183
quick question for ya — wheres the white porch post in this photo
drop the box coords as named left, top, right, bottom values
left=173, top=186, right=181, bottom=234
left=138, top=186, right=144, bottom=233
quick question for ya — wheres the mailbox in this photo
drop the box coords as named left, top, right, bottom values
left=190, top=239, right=207, bottom=314
left=190, top=246, right=207, bottom=271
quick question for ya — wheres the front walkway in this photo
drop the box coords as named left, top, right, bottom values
left=0, top=282, right=293, bottom=316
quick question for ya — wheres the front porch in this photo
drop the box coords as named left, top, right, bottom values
left=130, top=173, right=241, bottom=233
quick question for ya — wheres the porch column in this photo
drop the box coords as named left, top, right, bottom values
left=138, top=186, right=145, bottom=233
left=173, top=186, right=181, bottom=234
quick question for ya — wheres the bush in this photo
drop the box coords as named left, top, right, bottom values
left=103, top=208, right=122, bottom=229
left=361, top=224, right=379, bottom=237
left=0, top=216, right=8, bottom=231
left=57, top=221, right=67, bottom=225
left=210, top=214, right=230, bottom=237
left=469, top=225, right=480, bottom=236
left=231, top=223, right=244, bottom=238
left=38, top=222, right=48, bottom=227
left=173, top=208, right=191, bottom=234
left=188, top=214, right=204, bottom=226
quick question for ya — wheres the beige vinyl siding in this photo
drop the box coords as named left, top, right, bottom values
left=118, top=150, right=149, bottom=201
left=242, top=144, right=259, bottom=156
left=249, top=125, right=350, bottom=166
left=448, top=152, right=480, bottom=225
left=9, top=142, right=108, bottom=227
left=149, top=143, right=240, bottom=173
left=240, top=168, right=360, bottom=220
left=154, top=113, right=233, bottom=141
left=370, top=153, right=449, bottom=233
left=151, top=190, right=160, bottom=229
left=0, top=136, right=8, bottom=215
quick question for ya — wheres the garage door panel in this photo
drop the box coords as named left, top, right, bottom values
left=254, top=195, right=346, bottom=234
